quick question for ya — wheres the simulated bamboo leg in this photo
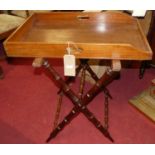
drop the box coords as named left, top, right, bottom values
left=78, top=66, right=86, bottom=99
left=0, top=66, right=4, bottom=79
left=57, top=63, right=83, bottom=94
left=85, top=62, right=112, bottom=99
left=53, top=64, right=83, bottom=129
left=53, top=93, right=63, bottom=129
left=104, top=93, right=109, bottom=130
left=42, top=59, right=119, bottom=142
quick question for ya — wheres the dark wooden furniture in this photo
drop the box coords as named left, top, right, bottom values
left=4, top=12, right=152, bottom=142
left=0, top=12, right=27, bottom=79
left=148, top=11, right=155, bottom=64
left=139, top=11, right=155, bottom=78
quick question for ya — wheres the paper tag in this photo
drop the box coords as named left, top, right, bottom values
left=132, top=10, right=146, bottom=17
left=63, top=54, right=76, bottom=76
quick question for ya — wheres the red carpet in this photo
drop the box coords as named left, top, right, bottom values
left=0, top=58, right=155, bottom=144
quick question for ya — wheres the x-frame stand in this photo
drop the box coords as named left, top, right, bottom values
left=33, top=58, right=121, bottom=143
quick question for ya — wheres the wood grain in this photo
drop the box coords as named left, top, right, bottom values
left=4, top=12, right=152, bottom=60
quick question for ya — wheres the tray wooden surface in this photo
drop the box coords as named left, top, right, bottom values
left=4, top=12, right=152, bottom=60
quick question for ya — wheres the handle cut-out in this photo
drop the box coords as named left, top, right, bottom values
left=77, top=15, right=90, bottom=20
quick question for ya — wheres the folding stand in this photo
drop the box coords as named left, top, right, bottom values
left=33, top=58, right=121, bottom=143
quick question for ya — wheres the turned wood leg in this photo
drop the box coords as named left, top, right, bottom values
left=0, top=66, right=4, bottom=79
left=53, top=93, right=63, bottom=129
left=104, top=93, right=109, bottom=130
left=139, top=61, right=148, bottom=79
left=53, top=63, right=83, bottom=129
left=85, top=63, right=112, bottom=99
left=78, top=66, right=86, bottom=99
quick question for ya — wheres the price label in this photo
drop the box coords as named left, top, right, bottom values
left=63, top=54, right=76, bottom=76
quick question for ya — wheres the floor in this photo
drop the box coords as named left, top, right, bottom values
left=0, top=57, right=155, bottom=143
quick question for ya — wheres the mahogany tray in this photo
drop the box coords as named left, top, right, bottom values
left=4, top=12, right=152, bottom=60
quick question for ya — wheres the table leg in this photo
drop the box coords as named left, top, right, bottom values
left=53, top=63, right=83, bottom=129
left=85, top=62, right=112, bottom=99
left=53, top=93, right=63, bottom=129
left=85, top=62, right=112, bottom=130
left=78, top=65, right=86, bottom=99
left=0, top=66, right=4, bottom=79
left=104, top=93, right=109, bottom=130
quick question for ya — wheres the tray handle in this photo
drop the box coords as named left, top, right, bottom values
left=77, top=15, right=90, bottom=20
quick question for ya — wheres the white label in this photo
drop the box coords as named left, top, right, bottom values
left=63, top=54, right=76, bottom=76
left=132, top=10, right=146, bottom=17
